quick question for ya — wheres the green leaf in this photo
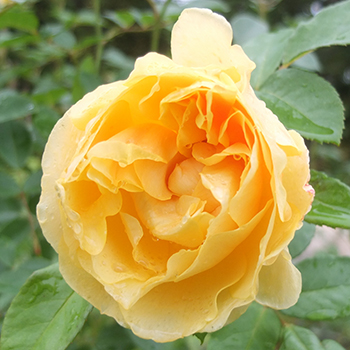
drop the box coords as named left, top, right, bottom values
left=292, top=52, right=322, bottom=72
left=32, top=77, right=66, bottom=105
left=0, top=257, right=50, bottom=311
left=322, top=339, right=346, bottom=350
left=0, top=121, right=33, bottom=168
left=0, top=197, right=22, bottom=225
left=80, top=55, right=98, bottom=74
left=280, top=325, right=324, bottom=350
left=52, top=30, right=77, bottom=50
left=0, top=32, right=38, bottom=49
left=104, top=10, right=135, bottom=29
left=180, top=0, right=229, bottom=13
left=306, top=170, right=350, bottom=229
left=288, top=222, right=316, bottom=258
left=75, top=9, right=98, bottom=26
left=231, top=13, right=269, bottom=46
left=40, top=23, right=64, bottom=38
left=128, top=8, right=154, bottom=29
left=194, top=333, right=207, bottom=345
left=0, top=6, right=38, bottom=33
left=23, top=170, right=42, bottom=196
left=243, top=28, right=293, bottom=89
left=163, top=0, right=229, bottom=21
left=0, top=171, right=21, bottom=198
left=103, top=47, right=135, bottom=71
left=72, top=71, right=102, bottom=103
left=128, top=333, right=189, bottom=350
left=33, top=106, right=60, bottom=139
left=0, top=218, right=32, bottom=268
left=256, top=68, right=344, bottom=144
left=0, top=69, right=17, bottom=89
left=207, top=303, right=281, bottom=350
left=0, top=264, right=93, bottom=350
left=283, top=0, right=350, bottom=64
left=283, top=255, right=350, bottom=320
left=139, top=12, right=155, bottom=29
left=0, top=90, right=35, bottom=123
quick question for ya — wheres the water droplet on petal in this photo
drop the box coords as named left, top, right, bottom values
left=37, top=204, right=48, bottom=222
left=113, top=265, right=126, bottom=272
left=67, top=209, right=80, bottom=222
left=73, top=223, right=82, bottom=234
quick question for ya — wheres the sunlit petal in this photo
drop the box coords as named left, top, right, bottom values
left=171, top=8, right=233, bottom=68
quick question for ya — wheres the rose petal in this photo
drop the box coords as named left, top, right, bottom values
left=37, top=113, right=83, bottom=251
left=171, top=8, right=233, bottom=68
left=60, top=181, right=122, bottom=255
left=133, top=192, right=212, bottom=248
left=88, top=158, right=143, bottom=193
left=58, top=238, right=128, bottom=328
left=201, top=158, right=243, bottom=209
left=68, top=81, right=127, bottom=131
left=176, top=200, right=273, bottom=281
left=134, top=160, right=172, bottom=200
left=168, top=158, right=204, bottom=196
left=256, top=249, right=301, bottom=309
left=229, top=140, right=271, bottom=226
left=119, top=250, right=247, bottom=342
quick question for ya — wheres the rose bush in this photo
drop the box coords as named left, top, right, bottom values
left=37, top=8, right=314, bottom=342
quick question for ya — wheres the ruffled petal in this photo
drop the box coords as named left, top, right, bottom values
left=68, top=81, right=127, bottom=131
left=119, top=250, right=247, bottom=342
left=133, top=192, right=213, bottom=248
left=229, top=141, right=271, bottom=226
left=176, top=200, right=273, bottom=281
left=58, top=182, right=122, bottom=255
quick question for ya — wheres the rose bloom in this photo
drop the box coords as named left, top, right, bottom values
left=37, top=8, right=314, bottom=342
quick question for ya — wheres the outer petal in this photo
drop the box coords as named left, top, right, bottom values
left=256, top=249, right=301, bottom=309
left=171, top=8, right=233, bottom=67
left=37, top=81, right=128, bottom=251
left=37, top=113, right=83, bottom=251
left=119, top=250, right=247, bottom=342
left=68, top=81, right=127, bottom=131
left=58, top=239, right=128, bottom=328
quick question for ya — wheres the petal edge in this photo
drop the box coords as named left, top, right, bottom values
left=171, top=8, right=233, bottom=68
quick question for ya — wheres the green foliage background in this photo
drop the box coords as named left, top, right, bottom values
left=0, top=0, right=350, bottom=349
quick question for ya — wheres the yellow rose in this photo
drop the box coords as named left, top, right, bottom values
left=37, top=8, right=314, bottom=342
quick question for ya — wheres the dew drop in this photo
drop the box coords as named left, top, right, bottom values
left=37, top=204, right=48, bottom=222
left=138, top=259, right=148, bottom=267
left=116, top=282, right=127, bottom=289
left=42, top=157, right=53, bottom=170
left=73, top=223, right=82, bottom=234
left=67, top=210, right=80, bottom=222
left=114, top=265, right=126, bottom=272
